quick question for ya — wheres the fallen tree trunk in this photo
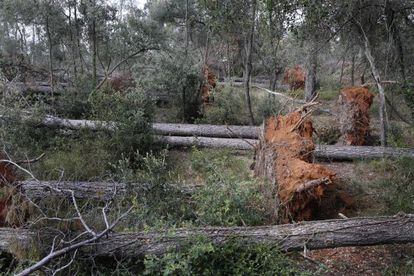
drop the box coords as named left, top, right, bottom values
left=6, top=115, right=414, bottom=159
left=1, top=214, right=413, bottom=258
left=160, top=136, right=414, bottom=160
left=14, top=180, right=198, bottom=201
left=153, top=123, right=260, bottom=139
left=157, top=135, right=257, bottom=150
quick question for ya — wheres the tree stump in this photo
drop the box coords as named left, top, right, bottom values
left=254, top=112, right=338, bottom=223
left=338, top=87, right=374, bottom=145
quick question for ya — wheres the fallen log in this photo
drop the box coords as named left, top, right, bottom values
left=5, top=115, right=414, bottom=159
left=1, top=214, right=413, bottom=257
left=14, top=180, right=198, bottom=201
left=153, top=123, right=260, bottom=139
left=158, top=135, right=257, bottom=150
left=41, top=115, right=260, bottom=139
left=159, top=135, right=414, bottom=160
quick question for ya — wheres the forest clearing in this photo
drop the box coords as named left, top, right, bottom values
left=1, top=0, right=414, bottom=275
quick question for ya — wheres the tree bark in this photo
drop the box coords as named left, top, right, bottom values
left=243, top=0, right=257, bottom=125
left=305, top=41, right=318, bottom=102
left=362, top=33, right=388, bottom=146
left=159, top=136, right=414, bottom=160
left=45, top=15, right=54, bottom=97
left=13, top=180, right=197, bottom=201
left=2, top=214, right=414, bottom=258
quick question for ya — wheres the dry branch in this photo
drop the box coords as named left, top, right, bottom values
left=1, top=214, right=413, bottom=258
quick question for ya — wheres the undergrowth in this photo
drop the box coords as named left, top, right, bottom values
left=144, top=238, right=307, bottom=276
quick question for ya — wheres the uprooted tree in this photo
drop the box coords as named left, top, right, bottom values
left=254, top=106, right=350, bottom=223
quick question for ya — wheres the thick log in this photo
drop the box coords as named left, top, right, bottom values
left=153, top=123, right=260, bottom=139
left=6, top=115, right=414, bottom=159
left=41, top=115, right=260, bottom=139
left=41, top=115, right=117, bottom=131
left=1, top=214, right=413, bottom=257
left=158, top=135, right=414, bottom=160
left=15, top=180, right=197, bottom=201
left=157, top=135, right=257, bottom=150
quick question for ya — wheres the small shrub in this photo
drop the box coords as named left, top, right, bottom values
left=191, top=148, right=267, bottom=226
left=144, top=238, right=305, bottom=275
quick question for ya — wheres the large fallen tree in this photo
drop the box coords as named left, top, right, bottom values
left=13, top=180, right=197, bottom=200
left=5, top=115, right=414, bottom=160
left=1, top=214, right=413, bottom=258
left=160, top=135, right=414, bottom=160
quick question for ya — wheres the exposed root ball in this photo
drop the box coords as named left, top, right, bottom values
left=254, top=112, right=341, bottom=223
left=338, top=87, right=374, bottom=146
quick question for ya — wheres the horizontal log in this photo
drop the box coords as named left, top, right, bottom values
left=15, top=180, right=198, bottom=201
left=6, top=115, right=414, bottom=159
left=1, top=214, right=413, bottom=258
left=157, top=135, right=257, bottom=150
left=159, top=136, right=414, bottom=160
left=153, top=123, right=260, bottom=139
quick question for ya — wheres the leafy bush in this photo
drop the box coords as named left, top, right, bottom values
left=190, top=148, right=267, bottom=226
left=144, top=238, right=305, bottom=275
left=89, top=87, right=156, bottom=163
left=199, top=86, right=280, bottom=125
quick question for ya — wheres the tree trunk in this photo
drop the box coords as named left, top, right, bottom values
left=385, top=1, right=407, bottom=87
left=243, top=0, right=257, bottom=126
left=362, top=32, right=388, bottom=146
left=92, top=18, right=97, bottom=86
left=159, top=136, right=414, bottom=160
left=2, top=214, right=414, bottom=258
left=45, top=16, right=54, bottom=97
left=351, top=54, right=355, bottom=86
left=13, top=180, right=197, bottom=201
left=305, top=41, right=318, bottom=102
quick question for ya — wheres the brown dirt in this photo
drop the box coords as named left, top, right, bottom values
left=283, top=65, right=305, bottom=91
left=306, top=244, right=414, bottom=276
left=338, top=86, right=374, bottom=146
left=201, top=66, right=217, bottom=104
left=260, top=112, right=346, bottom=222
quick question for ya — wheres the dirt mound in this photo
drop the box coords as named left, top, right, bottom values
left=255, top=111, right=343, bottom=222
left=282, top=65, right=305, bottom=91
left=201, top=66, right=217, bottom=104
left=338, top=86, right=374, bottom=146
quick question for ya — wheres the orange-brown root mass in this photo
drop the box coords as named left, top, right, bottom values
left=282, top=65, right=306, bottom=91
left=338, top=86, right=374, bottom=146
left=255, top=112, right=339, bottom=223
left=0, top=153, right=16, bottom=226
left=201, top=66, right=217, bottom=104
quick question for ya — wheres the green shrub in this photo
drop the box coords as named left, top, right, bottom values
left=144, top=238, right=306, bottom=275
left=89, top=87, right=156, bottom=163
left=190, top=148, right=267, bottom=226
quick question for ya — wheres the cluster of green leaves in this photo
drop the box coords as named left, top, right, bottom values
left=144, top=238, right=305, bottom=276
left=199, top=86, right=280, bottom=125
left=89, top=87, right=156, bottom=163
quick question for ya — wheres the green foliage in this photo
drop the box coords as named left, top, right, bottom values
left=191, top=148, right=267, bottom=226
left=89, top=87, right=156, bottom=162
left=370, top=158, right=414, bottom=214
left=199, top=86, right=280, bottom=125
left=144, top=238, right=305, bottom=276
left=34, top=136, right=111, bottom=180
